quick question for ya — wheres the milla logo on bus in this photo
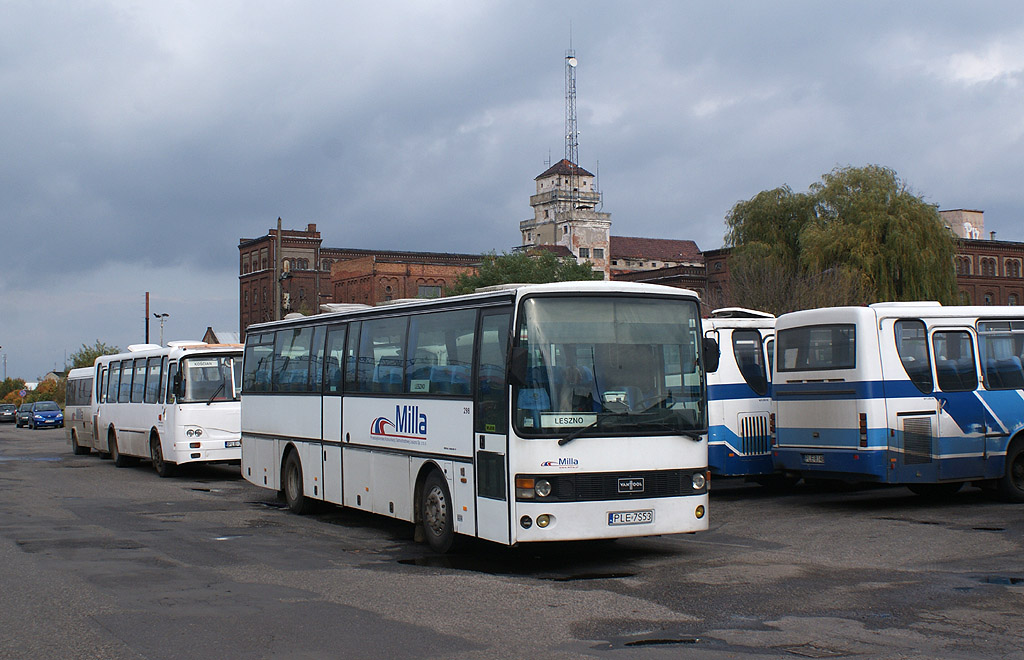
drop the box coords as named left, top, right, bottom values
left=370, top=405, right=428, bottom=441
left=618, top=478, right=645, bottom=493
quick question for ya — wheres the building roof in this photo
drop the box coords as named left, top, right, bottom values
left=535, top=159, right=595, bottom=180
left=202, top=328, right=241, bottom=344
left=610, top=236, right=703, bottom=263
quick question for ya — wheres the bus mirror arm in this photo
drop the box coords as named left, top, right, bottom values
left=703, top=337, right=721, bottom=374
left=509, top=347, right=528, bottom=386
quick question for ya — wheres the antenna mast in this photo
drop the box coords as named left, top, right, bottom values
left=564, top=45, right=579, bottom=215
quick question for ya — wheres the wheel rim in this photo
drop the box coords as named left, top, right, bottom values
left=152, top=442, right=163, bottom=470
left=424, top=485, right=448, bottom=537
left=286, top=463, right=300, bottom=501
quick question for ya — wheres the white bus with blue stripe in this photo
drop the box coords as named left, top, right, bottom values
left=704, top=309, right=776, bottom=479
left=772, top=302, right=1024, bottom=500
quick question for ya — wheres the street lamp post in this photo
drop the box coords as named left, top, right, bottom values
left=153, top=313, right=169, bottom=346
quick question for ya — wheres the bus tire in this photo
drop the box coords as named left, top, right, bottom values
left=908, top=482, right=963, bottom=498
left=420, top=470, right=455, bottom=553
left=997, top=440, right=1024, bottom=503
left=150, top=435, right=177, bottom=478
left=70, top=430, right=91, bottom=455
left=283, top=450, right=313, bottom=514
left=109, top=429, right=137, bottom=468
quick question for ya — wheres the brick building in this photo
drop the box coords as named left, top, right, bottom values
left=331, top=251, right=480, bottom=305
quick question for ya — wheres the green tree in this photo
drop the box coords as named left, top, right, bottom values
left=0, top=377, right=27, bottom=401
left=724, top=165, right=958, bottom=314
left=68, top=340, right=120, bottom=369
left=448, top=250, right=602, bottom=296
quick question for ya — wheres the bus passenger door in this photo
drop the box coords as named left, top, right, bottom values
left=932, top=329, right=986, bottom=480
left=475, top=309, right=512, bottom=545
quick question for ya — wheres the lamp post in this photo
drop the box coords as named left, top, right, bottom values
left=153, top=313, right=169, bottom=346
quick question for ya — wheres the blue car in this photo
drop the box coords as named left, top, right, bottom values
left=16, top=401, right=64, bottom=429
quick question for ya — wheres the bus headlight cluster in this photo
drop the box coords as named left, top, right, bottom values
left=516, top=477, right=555, bottom=499
left=185, top=427, right=204, bottom=438
left=692, top=472, right=706, bottom=490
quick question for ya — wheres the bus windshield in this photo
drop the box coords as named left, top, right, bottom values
left=514, top=295, right=705, bottom=437
left=181, top=355, right=241, bottom=403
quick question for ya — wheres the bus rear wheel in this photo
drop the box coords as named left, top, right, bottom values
left=150, top=436, right=177, bottom=478
left=71, top=430, right=90, bottom=455
left=997, top=441, right=1024, bottom=503
left=420, top=470, right=455, bottom=553
left=283, top=451, right=314, bottom=514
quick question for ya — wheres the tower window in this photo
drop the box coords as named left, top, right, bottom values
left=593, top=248, right=604, bottom=259
left=579, top=248, right=590, bottom=258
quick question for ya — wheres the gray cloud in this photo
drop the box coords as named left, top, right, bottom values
left=2, top=1, right=1023, bottom=378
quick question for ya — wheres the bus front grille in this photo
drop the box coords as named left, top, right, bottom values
left=738, top=413, right=771, bottom=456
left=902, top=417, right=933, bottom=465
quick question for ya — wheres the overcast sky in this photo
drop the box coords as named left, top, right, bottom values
left=2, top=1, right=1023, bottom=381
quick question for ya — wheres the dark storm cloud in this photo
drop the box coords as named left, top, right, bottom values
left=2, top=1, right=1023, bottom=378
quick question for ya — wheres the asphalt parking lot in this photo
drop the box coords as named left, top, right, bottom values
left=1, top=426, right=1022, bottom=659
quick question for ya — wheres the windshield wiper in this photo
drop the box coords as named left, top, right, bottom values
left=558, top=411, right=631, bottom=446
left=206, top=382, right=225, bottom=405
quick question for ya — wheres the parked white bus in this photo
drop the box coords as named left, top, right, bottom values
left=704, top=308, right=777, bottom=480
left=88, top=342, right=243, bottom=476
left=66, top=367, right=94, bottom=455
left=241, top=281, right=715, bottom=552
left=773, top=302, right=1024, bottom=501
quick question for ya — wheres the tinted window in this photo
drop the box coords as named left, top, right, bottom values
left=130, top=359, right=146, bottom=402
left=476, top=310, right=511, bottom=433
left=406, top=310, right=476, bottom=396
left=933, top=331, right=978, bottom=392
left=777, top=324, right=856, bottom=372
left=144, top=357, right=162, bottom=403
left=324, top=325, right=347, bottom=394
left=978, top=320, right=1024, bottom=391
left=166, top=361, right=178, bottom=403
left=242, top=333, right=274, bottom=393
left=353, top=317, right=407, bottom=394
left=273, top=327, right=316, bottom=392
left=106, top=363, right=120, bottom=403
left=732, top=329, right=768, bottom=396
left=895, top=320, right=933, bottom=393
left=118, top=360, right=132, bottom=403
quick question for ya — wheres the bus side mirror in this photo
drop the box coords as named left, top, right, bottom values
left=173, top=372, right=184, bottom=398
left=509, top=347, right=528, bottom=386
left=703, top=336, right=721, bottom=374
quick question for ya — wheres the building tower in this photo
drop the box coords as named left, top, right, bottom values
left=520, top=47, right=611, bottom=277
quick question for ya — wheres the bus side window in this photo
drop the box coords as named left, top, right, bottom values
left=932, top=330, right=978, bottom=392
left=106, top=363, right=120, bottom=403
left=733, top=329, right=768, bottom=396
left=118, top=360, right=132, bottom=403
left=895, top=320, right=933, bottom=394
left=166, top=361, right=178, bottom=404
left=323, top=325, right=347, bottom=394
left=158, top=357, right=167, bottom=404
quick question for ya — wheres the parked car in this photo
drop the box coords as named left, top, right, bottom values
left=16, top=401, right=64, bottom=429
left=0, top=404, right=16, bottom=423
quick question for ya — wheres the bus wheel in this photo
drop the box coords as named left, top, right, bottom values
left=420, top=471, right=455, bottom=553
left=109, top=430, right=137, bottom=468
left=908, top=482, right=963, bottom=498
left=997, top=441, right=1024, bottom=503
left=283, top=451, right=313, bottom=514
left=71, top=430, right=90, bottom=456
left=150, top=436, right=177, bottom=478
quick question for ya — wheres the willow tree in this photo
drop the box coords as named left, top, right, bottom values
left=724, top=165, right=959, bottom=314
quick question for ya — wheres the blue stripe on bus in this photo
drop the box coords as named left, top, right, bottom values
left=707, top=383, right=762, bottom=401
left=708, top=425, right=774, bottom=477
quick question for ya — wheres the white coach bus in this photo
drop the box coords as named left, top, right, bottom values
left=241, top=282, right=716, bottom=552
left=66, top=367, right=95, bottom=455
left=773, top=303, right=1024, bottom=501
left=89, top=342, right=243, bottom=476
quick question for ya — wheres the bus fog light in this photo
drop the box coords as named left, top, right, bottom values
left=534, top=479, right=552, bottom=498
left=520, top=515, right=533, bottom=529
left=692, top=473, right=706, bottom=490
left=695, top=505, right=705, bottom=519
left=537, top=514, right=552, bottom=528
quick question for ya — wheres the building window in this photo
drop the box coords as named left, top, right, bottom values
left=956, top=256, right=971, bottom=276
left=579, top=248, right=590, bottom=258
left=1010, top=294, right=1019, bottom=305
left=593, top=248, right=604, bottom=259
left=1006, top=259, right=1021, bottom=278
left=418, top=285, right=441, bottom=299
left=981, top=257, right=997, bottom=277
left=984, top=292, right=995, bottom=305
left=714, top=262, right=723, bottom=271
left=261, top=248, right=268, bottom=270
left=611, top=260, right=618, bottom=265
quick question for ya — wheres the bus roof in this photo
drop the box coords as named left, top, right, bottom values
left=246, top=281, right=701, bottom=334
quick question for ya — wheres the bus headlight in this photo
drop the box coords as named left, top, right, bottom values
left=692, top=472, right=706, bottom=490
left=185, top=427, right=204, bottom=438
left=537, top=514, right=553, bottom=528
left=534, top=479, right=552, bottom=498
